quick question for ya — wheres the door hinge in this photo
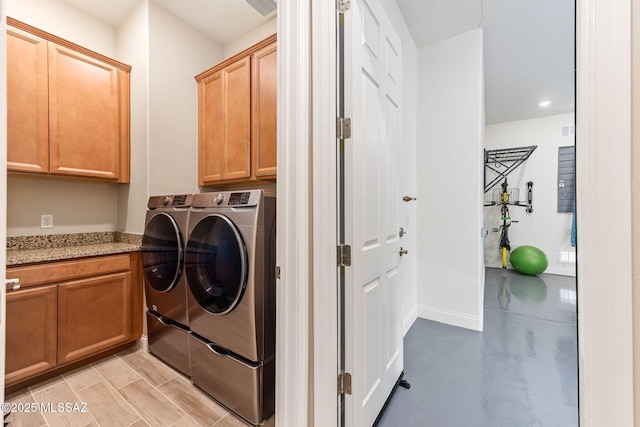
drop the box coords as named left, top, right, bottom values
left=337, top=0, right=351, bottom=13
left=337, top=244, right=352, bottom=267
left=338, top=371, right=352, bottom=395
left=337, top=117, right=352, bottom=139
left=275, top=266, right=281, bottom=280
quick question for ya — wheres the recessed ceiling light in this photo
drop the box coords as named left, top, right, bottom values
left=539, top=100, right=552, bottom=107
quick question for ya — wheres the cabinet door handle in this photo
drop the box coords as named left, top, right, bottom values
left=5, top=278, right=20, bottom=290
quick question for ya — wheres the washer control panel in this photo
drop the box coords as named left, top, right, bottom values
left=228, top=192, right=251, bottom=206
left=172, top=195, right=190, bottom=206
left=148, top=194, right=193, bottom=209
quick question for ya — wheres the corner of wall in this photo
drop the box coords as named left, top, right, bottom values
left=116, top=0, right=150, bottom=234
left=224, top=17, right=277, bottom=59
left=416, top=27, right=485, bottom=331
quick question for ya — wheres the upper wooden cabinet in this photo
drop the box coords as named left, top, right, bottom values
left=7, top=28, right=49, bottom=174
left=6, top=19, right=131, bottom=183
left=198, top=57, right=251, bottom=183
left=196, top=34, right=277, bottom=186
left=252, top=41, right=277, bottom=179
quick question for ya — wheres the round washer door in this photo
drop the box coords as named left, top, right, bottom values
left=141, top=213, right=183, bottom=293
left=185, top=214, right=248, bottom=315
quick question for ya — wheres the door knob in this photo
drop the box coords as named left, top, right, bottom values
left=399, top=247, right=408, bottom=256
left=399, top=227, right=406, bottom=237
left=402, top=196, right=416, bottom=202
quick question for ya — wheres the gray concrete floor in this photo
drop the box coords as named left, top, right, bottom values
left=376, top=268, right=578, bottom=427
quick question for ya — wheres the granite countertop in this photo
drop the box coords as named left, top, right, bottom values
left=7, top=232, right=142, bottom=266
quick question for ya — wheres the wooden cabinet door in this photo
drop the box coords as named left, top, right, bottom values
left=224, top=57, right=251, bottom=181
left=6, top=28, right=49, bottom=174
left=48, top=43, right=121, bottom=181
left=57, top=272, right=132, bottom=364
left=6, top=285, right=57, bottom=385
left=252, top=41, right=277, bottom=179
left=198, top=57, right=251, bottom=185
left=198, top=69, right=225, bottom=184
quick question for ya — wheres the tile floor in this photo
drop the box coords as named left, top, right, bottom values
left=5, top=347, right=274, bottom=427
left=376, top=268, right=578, bottom=426
left=6, top=267, right=577, bottom=427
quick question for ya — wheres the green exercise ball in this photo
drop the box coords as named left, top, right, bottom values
left=510, top=246, right=549, bottom=275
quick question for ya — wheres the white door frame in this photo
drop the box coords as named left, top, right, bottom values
left=0, top=0, right=8, bottom=403
left=310, top=0, right=339, bottom=426
left=275, top=1, right=313, bottom=426
left=575, top=0, right=634, bottom=424
left=276, top=0, right=635, bottom=425
left=276, top=0, right=338, bottom=425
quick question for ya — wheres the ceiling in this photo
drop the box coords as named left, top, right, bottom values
left=61, top=0, right=275, bottom=45
left=397, top=0, right=575, bottom=124
left=59, top=0, right=574, bottom=125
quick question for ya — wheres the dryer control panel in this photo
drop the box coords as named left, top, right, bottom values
left=228, top=192, right=251, bottom=206
left=192, top=190, right=262, bottom=208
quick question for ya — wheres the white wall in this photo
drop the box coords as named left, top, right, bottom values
left=6, top=0, right=120, bottom=237
left=484, top=113, right=576, bottom=276
left=417, top=29, right=485, bottom=331
left=8, top=178, right=119, bottom=236
left=379, top=0, right=418, bottom=335
left=7, top=0, right=116, bottom=55
left=147, top=2, right=224, bottom=198
left=225, top=17, right=276, bottom=59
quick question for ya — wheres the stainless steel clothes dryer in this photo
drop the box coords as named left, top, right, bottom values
left=185, top=189, right=276, bottom=425
left=142, top=194, right=193, bottom=377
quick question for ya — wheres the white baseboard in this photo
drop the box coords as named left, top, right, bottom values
left=543, top=266, right=577, bottom=277
left=403, top=307, right=418, bottom=336
left=485, top=263, right=576, bottom=278
left=137, top=335, right=149, bottom=352
left=418, top=304, right=482, bottom=331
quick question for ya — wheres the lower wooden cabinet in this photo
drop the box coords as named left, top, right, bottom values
left=5, top=252, right=142, bottom=387
left=6, top=285, right=57, bottom=385
left=57, top=271, right=132, bottom=364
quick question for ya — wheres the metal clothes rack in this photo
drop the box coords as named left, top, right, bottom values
left=484, top=145, right=537, bottom=193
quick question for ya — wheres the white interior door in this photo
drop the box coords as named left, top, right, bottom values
left=343, top=0, right=403, bottom=425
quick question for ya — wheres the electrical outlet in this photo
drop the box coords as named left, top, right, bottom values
left=41, top=214, right=53, bottom=229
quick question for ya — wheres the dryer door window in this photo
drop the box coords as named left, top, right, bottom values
left=142, top=213, right=183, bottom=292
left=186, top=214, right=248, bottom=315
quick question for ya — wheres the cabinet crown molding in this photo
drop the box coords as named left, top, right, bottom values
left=7, top=17, right=132, bottom=72
left=195, top=33, right=276, bottom=82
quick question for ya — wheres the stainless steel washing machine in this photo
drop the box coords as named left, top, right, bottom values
left=142, top=194, right=193, bottom=377
left=185, top=189, right=276, bottom=425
